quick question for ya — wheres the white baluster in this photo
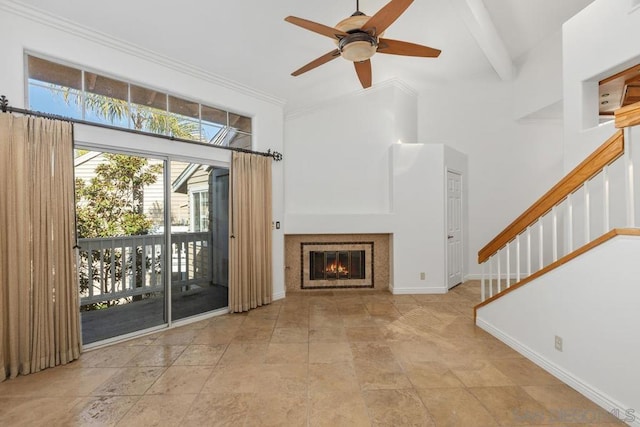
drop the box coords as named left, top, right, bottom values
left=567, top=193, right=573, bottom=253
left=497, top=251, right=502, bottom=293
left=604, top=165, right=610, bottom=231
left=552, top=206, right=558, bottom=262
left=489, top=255, right=493, bottom=298
left=516, top=234, right=521, bottom=282
left=625, top=127, right=635, bottom=227
left=584, top=180, right=590, bottom=243
left=527, top=226, right=532, bottom=276
left=539, top=220, right=544, bottom=270
left=481, top=262, right=485, bottom=301
left=506, top=242, right=511, bottom=288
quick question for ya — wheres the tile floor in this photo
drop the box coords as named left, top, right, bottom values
left=0, top=281, right=625, bottom=426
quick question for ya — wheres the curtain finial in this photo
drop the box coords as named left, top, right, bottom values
left=0, top=95, right=8, bottom=113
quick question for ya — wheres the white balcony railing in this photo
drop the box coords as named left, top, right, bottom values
left=78, top=231, right=211, bottom=306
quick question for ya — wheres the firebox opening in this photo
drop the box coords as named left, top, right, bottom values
left=310, top=250, right=365, bottom=280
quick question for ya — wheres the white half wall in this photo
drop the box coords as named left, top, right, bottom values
left=477, top=235, right=640, bottom=424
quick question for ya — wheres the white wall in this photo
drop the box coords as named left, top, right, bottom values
left=284, top=80, right=417, bottom=217
left=286, top=72, right=565, bottom=283
left=390, top=144, right=468, bottom=293
left=418, top=76, right=565, bottom=276
left=513, top=30, right=564, bottom=120
left=0, top=3, right=287, bottom=299
left=285, top=82, right=470, bottom=292
left=563, top=0, right=640, bottom=172
left=477, top=235, right=640, bottom=424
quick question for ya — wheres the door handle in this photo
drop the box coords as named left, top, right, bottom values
left=447, top=235, right=454, bottom=239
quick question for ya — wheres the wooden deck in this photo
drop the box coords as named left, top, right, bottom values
left=81, top=284, right=228, bottom=344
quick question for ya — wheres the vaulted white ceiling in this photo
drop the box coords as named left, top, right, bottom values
left=9, top=0, right=594, bottom=110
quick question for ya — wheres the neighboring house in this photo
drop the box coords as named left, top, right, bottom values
left=74, top=151, right=190, bottom=230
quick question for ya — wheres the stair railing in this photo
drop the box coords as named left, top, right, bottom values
left=478, top=101, right=640, bottom=303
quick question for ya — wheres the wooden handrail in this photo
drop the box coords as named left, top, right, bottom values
left=615, top=101, right=640, bottom=128
left=477, top=130, right=624, bottom=264
left=474, top=228, right=640, bottom=320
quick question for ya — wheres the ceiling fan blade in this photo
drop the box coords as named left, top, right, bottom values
left=361, top=0, right=413, bottom=35
left=354, top=60, right=372, bottom=89
left=291, top=49, right=341, bottom=76
left=285, top=16, right=348, bottom=40
left=377, top=38, right=441, bottom=57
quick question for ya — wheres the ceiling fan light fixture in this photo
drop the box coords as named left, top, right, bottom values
left=338, top=32, right=378, bottom=62
left=340, top=40, right=377, bottom=62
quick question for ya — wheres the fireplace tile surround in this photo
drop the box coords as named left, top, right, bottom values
left=302, top=242, right=373, bottom=289
left=285, top=234, right=390, bottom=293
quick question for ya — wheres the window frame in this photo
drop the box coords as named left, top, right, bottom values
left=24, top=52, right=253, bottom=149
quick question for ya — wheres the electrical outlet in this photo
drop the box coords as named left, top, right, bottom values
left=555, top=335, right=563, bottom=352
left=420, top=272, right=425, bottom=280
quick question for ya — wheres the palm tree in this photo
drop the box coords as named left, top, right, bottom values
left=83, top=93, right=200, bottom=139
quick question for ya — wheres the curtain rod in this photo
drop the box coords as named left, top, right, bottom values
left=0, top=95, right=283, bottom=161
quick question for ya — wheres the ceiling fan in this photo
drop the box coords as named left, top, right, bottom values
left=284, top=0, right=441, bottom=89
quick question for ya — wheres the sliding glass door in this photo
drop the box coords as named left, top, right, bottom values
left=77, top=152, right=229, bottom=345
left=76, top=150, right=167, bottom=344
left=170, top=161, right=229, bottom=321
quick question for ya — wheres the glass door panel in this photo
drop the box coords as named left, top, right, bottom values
left=76, top=150, right=166, bottom=344
left=170, top=162, right=229, bottom=321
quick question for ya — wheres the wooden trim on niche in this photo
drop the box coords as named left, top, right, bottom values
left=615, top=101, right=640, bottom=128
left=477, top=130, right=624, bottom=264
left=474, top=228, right=640, bottom=321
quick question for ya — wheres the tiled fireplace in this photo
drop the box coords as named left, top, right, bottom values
left=285, top=234, right=390, bottom=292
left=301, top=242, right=373, bottom=289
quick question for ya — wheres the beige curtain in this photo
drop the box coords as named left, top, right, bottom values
left=228, top=152, right=273, bottom=313
left=0, top=114, right=81, bottom=382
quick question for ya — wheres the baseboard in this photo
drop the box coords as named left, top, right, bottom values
left=391, top=286, right=447, bottom=295
left=476, top=317, right=640, bottom=426
left=272, top=290, right=286, bottom=301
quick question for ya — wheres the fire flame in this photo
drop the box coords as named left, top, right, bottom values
left=326, top=262, right=348, bottom=275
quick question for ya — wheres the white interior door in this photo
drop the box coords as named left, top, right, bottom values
left=447, top=170, right=463, bottom=288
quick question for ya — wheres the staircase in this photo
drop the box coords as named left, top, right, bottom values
left=473, top=102, right=640, bottom=426
left=476, top=101, right=640, bottom=311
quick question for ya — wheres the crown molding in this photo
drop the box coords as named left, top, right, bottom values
left=0, top=0, right=286, bottom=107
left=285, top=78, right=418, bottom=120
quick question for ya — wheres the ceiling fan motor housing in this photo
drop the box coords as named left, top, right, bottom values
left=335, top=15, right=382, bottom=62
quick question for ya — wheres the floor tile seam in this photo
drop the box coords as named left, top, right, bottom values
left=112, top=391, right=148, bottom=426
left=416, top=382, right=503, bottom=426
left=466, top=384, right=553, bottom=425
left=466, top=385, right=536, bottom=425
left=518, top=383, right=604, bottom=418
left=73, top=393, right=143, bottom=426
left=357, top=386, right=377, bottom=426
left=151, top=365, right=217, bottom=396
left=79, top=366, right=150, bottom=397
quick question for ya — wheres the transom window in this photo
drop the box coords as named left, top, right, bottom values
left=26, top=55, right=252, bottom=149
